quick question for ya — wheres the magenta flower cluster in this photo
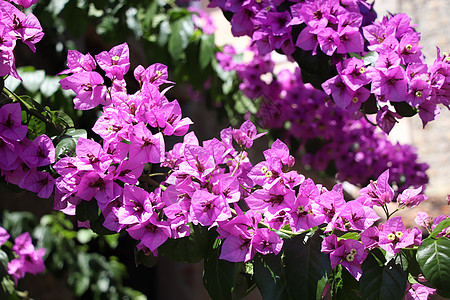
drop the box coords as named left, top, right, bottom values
left=46, top=43, right=433, bottom=282
left=216, top=45, right=428, bottom=190
left=208, top=0, right=450, bottom=131
left=0, top=102, right=56, bottom=198
left=0, top=0, right=43, bottom=80
left=0, top=227, right=45, bottom=285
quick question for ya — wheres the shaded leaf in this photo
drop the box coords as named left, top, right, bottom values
left=329, top=265, right=361, bottom=300
left=159, top=225, right=213, bottom=263
left=135, top=249, right=158, bottom=268
left=283, top=231, right=331, bottom=300
left=203, top=242, right=236, bottom=300
left=360, top=248, right=407, bottom=300
left=232, top=262, right=256, bottom=299
left=252, top=254, right=290, bottom=300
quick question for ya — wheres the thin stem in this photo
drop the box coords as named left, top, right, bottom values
left=3, top=87, right=65, bottom=134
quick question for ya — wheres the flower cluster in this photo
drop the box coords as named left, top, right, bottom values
left=0, top=227, right=45, bottom=285
left=217, top=45, right=428, bottom=190
left=209, top=0, right=450, bottom=132
left=0, top=102, right=55, bottom=198
left=323, top=14, right=450, bottom=130
left=415, top=211, right=450, bottom=238
left=50, top=43, right=432, bottom=272
left=322, top=170, right=425, bottom=279
left=0, top=0, right=43, bottom=80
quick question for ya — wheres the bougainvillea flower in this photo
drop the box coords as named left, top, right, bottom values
left=95, top=42, right=130, bottom=80
left=359, top=169, right=394, bottom=206
left=59, top=71, right=107, bottom=110
left=0, top=226, right=9, bottom=246
left=129, top=122, right=165, bottom=164
left=0, top=102, right=27, bottom=142
left=397, top=186, right=428, bottom=208
left=378, top=216, right=422, bottom=254
left=59, top=50, right=96, bottom=74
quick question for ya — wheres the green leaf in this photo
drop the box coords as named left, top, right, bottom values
left=46, top=0, right=70, bottom=15
left=339, top=232, right=361, bottom=241
left=55, top=136, right=77, bottom=159
left=416, top=237, right=450, bottom=297
left=203, top=243, right=236, bottom=300
left=134, top=249, right=159, bottom=268
left=168, top=16, right=194, bottom=61
left=77, top=228, right=97, bottom=244
left=159, top=225, right=213, bottom=263
left=157, top=19, right=171, bottom=46
left=252, top=254, right=290, bottom=300
left=401, top=249, right=421, bottom=277
left=64, top=2, right=88, bottom=37
left=429, top=218, right=450, bottom=239
left=51, top=110, right=74, bottom=128
left=283, top=231, right=331, bottom=300
left=26, top=115, right=46, bottom=140
left=55, top=128, right=87, bottom=159
left=199, top=34, right=215, bottom=69
left=232, top=262, right=256, bottom=299
left=76, top=200, right=99, bottom=223
left=360, top=248, right=407, bottom=300
left=329, top=265, right=361, bottom=300
left=1, top=276, right=15, bottom=295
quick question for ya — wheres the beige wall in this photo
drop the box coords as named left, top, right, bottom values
left=375, top=0, right=450, bottom=200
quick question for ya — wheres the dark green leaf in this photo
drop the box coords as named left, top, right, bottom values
left=51, top=110, right=74, bottom=128
left=252, top=254, right=290, bottom=300
left=401, top=249, right=421, bottom=277
left=416, top=237, right=450, bottom=297
left=360, top=248, right=407, bottom=300
left=27, top=115, right=46, bottom=140
left=283, top=231, right=331, bottom=300
left=76, top=200, right=99, bottom=223
left=232, top=262, right=256, bottom=299
left=55, top=129, right=86, bottom=159
left=329, top=265, right=361, bottom=300
left=135, top=249, right=159, bottom=268
left=64, top=2, right=88, bottom=37
left=203, top=243, right=236, bottom=300
left=55, top=136, right=77, bottom=159
left=159, top=225, right=213, bottom=263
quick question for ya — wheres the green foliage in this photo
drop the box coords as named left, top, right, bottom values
left=203, top=240, right=236, bottom=300
left=253, top=253, right=289, bottom=300
left=417, top=236, right=450, bottom=298
left=159, top=225, right=215, bottom=263
left=360, top=249, right=407, bottom=300
left=1, top=211, right=144, bottom=299
left=283, top=231, right=331, bottom=300
left=328, top=265, right=361, bottom=300
left=252, top=230, right=330, bottom=300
